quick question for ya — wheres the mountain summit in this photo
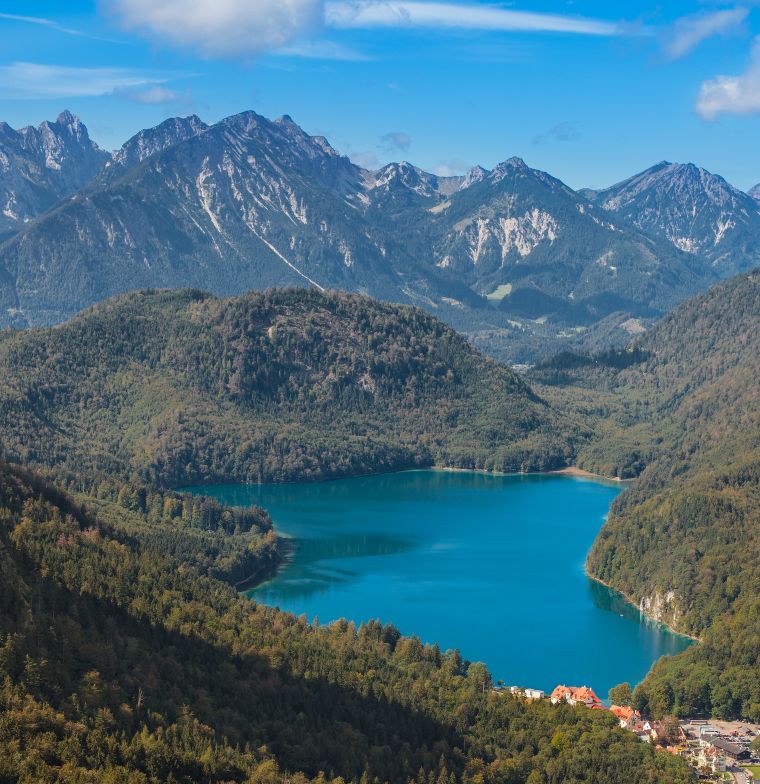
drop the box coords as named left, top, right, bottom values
left=586, top=161, right=760, bottom=276
left=0, top=112, right=109, bottom=236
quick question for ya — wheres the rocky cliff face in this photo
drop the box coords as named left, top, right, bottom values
left=639, top=590, right=685, bottom=632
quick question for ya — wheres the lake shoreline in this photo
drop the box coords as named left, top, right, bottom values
left=547, top=466, right=628, bottom=483
left=586, top=572, right=701, bottom=644
left=184, top=463, right=628, bottom=492
left=204, top=469, right=690, bottom=695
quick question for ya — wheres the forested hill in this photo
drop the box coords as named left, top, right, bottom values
left=0, top=288, right=575, bottom=487
left=536, top=272, right=760, bottom=720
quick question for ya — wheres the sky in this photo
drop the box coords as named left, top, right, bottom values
left=1, top=1, right=760, bottom=190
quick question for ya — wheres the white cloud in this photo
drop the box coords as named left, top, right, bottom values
left=0, top=62, right=175, bottom=99
left=273, top=40, right=369, bottom=60
left=664, top=8, right=748, bottom=61
left=98, top=0, right=631, bottom=60
left=697, top=36, right=760, bottom=120
left=103, top=0, right=324, bottom=58
left=325, top=1, right=620, bottom=36
left=351, top=150, right=380, bottom=169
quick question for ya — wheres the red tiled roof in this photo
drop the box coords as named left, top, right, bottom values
left=550, top=685, right=573, bottom=701
left=573, top=686, right=602, bottom=704
left=551, top=685, right=603, bottom=706
left=611, top=705, right=637, bottom=721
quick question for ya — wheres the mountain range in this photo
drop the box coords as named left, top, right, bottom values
left=0, top=110, right=757, bottom=361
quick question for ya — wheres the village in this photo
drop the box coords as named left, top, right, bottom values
left=495, top=684, right=760, bottom=783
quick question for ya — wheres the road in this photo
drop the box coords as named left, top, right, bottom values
left=730, top=766, right=752, bottom=784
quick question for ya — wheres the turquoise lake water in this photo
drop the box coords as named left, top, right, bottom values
left=190, top=470, right=691, bottom=695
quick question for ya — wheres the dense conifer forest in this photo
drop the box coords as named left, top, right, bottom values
left=0, top=288, right=575, bottom=486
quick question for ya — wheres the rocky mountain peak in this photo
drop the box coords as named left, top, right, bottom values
left=104, top=114, right=208, bottom=180
left=460, top=165, right=488, bottom=190
left=589, top=160, right=760, bottom=274
left=56, top=110, right=79, bottom=129
left=370, top=161, right=441, bottom=198
left=0, top=112, right=109, bottom=232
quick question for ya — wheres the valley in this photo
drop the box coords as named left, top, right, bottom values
left=0, top=107, right=758, bottom=784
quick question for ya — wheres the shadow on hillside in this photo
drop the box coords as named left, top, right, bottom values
left=18, top=570, right=462, bottom=782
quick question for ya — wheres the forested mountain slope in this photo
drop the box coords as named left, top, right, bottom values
left=533, top=272, right=760, bottom=720
left=0, top=287, right=574, bottom=487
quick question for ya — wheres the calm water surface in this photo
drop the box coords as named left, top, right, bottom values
left=190, top=470, right=691, bottom=695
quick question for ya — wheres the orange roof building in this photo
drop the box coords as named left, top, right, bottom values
left=550, top=685, right=604, bottom=708
left=572, top=686, right=602, bottom=705
left=610, top=705, right=639, bottom=724
left=550, top=685, right=574, bottom=704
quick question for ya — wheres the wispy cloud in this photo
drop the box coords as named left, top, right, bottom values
left=272, top=40, right=370, bottom=61
left=325, top=2, right=622, bottom=36
left=0, top=12, right=125, bottom=43
left=104, top=0, right=323, bottom=59
left=381, top=131, right=412, bottom=152
left=0, top=62, right=177, bottom=99
left=697, top=36, right=760, bottom=120
left=351, top=150, right=380, bottom=169
left=533, top=121, right=581, bottom=146
left=115, top=85, right=186, bottom=105
left=664, top=8, right=748, bottom=61
left=433, top=159, right=470, bottom=176
left=100, top=0, right=630, bottom=61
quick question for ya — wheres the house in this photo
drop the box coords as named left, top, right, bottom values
left=550, top=685, right=603, bottom=709
left=569, top=686, right=603, bottom=707
left=610, top=705, right=640, bottom=728
left=696, top=746, right=726, bottom=773
left=699, top=725, right=720, bottom=739
left=629, top=720, right=652, bottom=743
left=524, top=688, right=545, bottom=701
left=550, top=685, right=574, bottom=704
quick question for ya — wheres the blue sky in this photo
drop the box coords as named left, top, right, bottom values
left=2, top=1, right=760, bottom=190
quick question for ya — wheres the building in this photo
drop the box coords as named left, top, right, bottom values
left=629, top=721, right=651, bottom=743
left=550, top=685, right=573, bottom=704
left=550, top=685, right=603, bottom=709
left=699, top=725, right=720, bottom=740
left=696, top=746, right=726, bottom=773
left=711, top=737, right=751, bottom=763
left=610, top=705, right=640, bottom=729
left=524, top=688, right=545, bottom=701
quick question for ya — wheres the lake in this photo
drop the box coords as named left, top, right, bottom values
left=189, top=469, right=692, bottom=696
